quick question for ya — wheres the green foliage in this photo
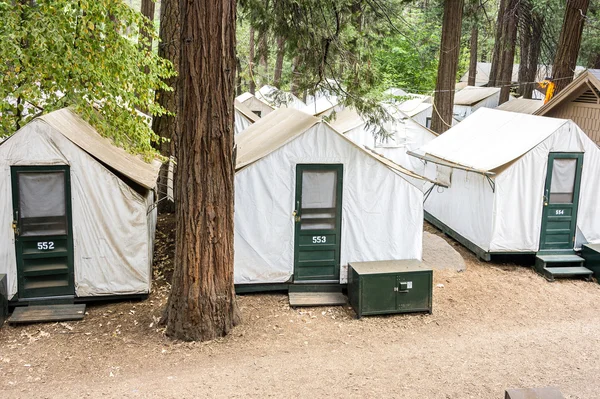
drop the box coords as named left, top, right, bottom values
left=0, top=0, right=175, bottom=156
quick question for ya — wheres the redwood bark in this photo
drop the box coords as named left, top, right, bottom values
left=165, top=0, right=241, bottom=341
left=431, top=0, right=464, bottom=134
left=290, top=55, right=301, bottom=98
left=488, top=0, right=508, bottom=87
left=249, top=26, right=256, bottom=94
left=152, top=0, right=180, bottom=213
left=518, top=8, right=544, bottom=99
left=273, top=36, right=285, bottom=87
left=497, top=0, right=518, bottom=104
left=140, top=0, right=156, bottom=53
left=468, top=24, right=478, bottom=86
left=553, top=0, right=590, bottom=94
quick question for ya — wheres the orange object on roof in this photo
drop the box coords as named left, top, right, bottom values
left=539, top=80, right=555, bottom=104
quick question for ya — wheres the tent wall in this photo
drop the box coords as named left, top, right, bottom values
left=241, top=97, right=274, bottom=118
left=454, top=93, right=500, bottom=121
left=424, top=165, right=495, bottom=251
left=235, top=123, right=423, bottom=285
left=235, top=109, right=252, bottom=136
left=411, top=107, right=433, bottom=128
left=0, top=121, right=152, bottom=299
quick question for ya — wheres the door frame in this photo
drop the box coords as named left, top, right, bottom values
left=293, top=164, right=343, bottom=283
left=10, top=165, right=75, bottom=299
left=539, top=152, right=583, bottom=252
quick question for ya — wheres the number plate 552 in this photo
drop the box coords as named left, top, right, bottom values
left=37, top=241, right=55, bottom=250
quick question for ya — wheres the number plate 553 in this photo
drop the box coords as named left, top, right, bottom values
left=312, top=236, right=326, bottom=244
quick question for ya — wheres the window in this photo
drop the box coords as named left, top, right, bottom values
left=426, top=117, right=432, bottom=129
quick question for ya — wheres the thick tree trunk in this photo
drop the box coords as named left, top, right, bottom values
left=140, top=0, right=156, bottom=53
left=488, top=0, right=508, bottom=87
left=165, top=0, right=241, bottom=341
left=431, top=0, right=464, bottom=134
left=553, top=0, right=590, bottom=94
left=518, top=9, right=544, bottom=99
left=152, top=0, right=180, bottom=213
left=249, top=26, right=255, bottom=94
left=273, top=37, right=285, bottom=87
left=497, top=0, right=518, bottom=104
left=468, top=24, right=478, bottom=86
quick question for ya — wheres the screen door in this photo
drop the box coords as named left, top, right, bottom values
left=539, top=153, right=583, bottom=251
left=293, top=164, right=343, bottom=282
left=11, top=166, right=74, bottom=299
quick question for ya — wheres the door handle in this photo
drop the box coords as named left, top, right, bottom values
left=12, top=210, right=19, bottom=236
left=543, top=189, right=549, bottom=206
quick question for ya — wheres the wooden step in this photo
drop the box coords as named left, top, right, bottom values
left=536, top=254, right=584, bottom=264
left=8, top=304, right=86, bottom=325
left=289, top=292, right=347, bottom=307
left=540, top=266, right=593, bottom=282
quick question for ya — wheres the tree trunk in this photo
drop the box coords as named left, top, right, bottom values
left=497, top=0, right=518, bottom=104
left=249, top=26, right=255, bottom=94
left=431, top=0, right=464, bottom=134
left=257, top=28, right=268, bottom=82
left=518, top=8, right=544, bottom=99
left=273, top=37, right=285, bottom=88
left=488, top=0, right=508, bottom=87
left=290, top=56, right=301, bottom=98
left=152, top=0, right=180, bottom=213
left=553, top=0, right=590, bottom=94
left=468, top=24, right=478, bottom=86
left=164, top=0, right=241, bottom=342
left=140, top=0, right=156, bottom=53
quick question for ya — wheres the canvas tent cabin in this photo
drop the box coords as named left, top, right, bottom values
left=255, top=85, right=306, bottom=110
left=0, top=108, right=160, bottom=303
left=235, top=92, right=275, bottom=118
left=534, top=69, right=600, bottom=146
left=329, top=105, right=438, bottom=176
left=235, top=100, right=260, bottom=135
left=234, top=108, right=426, bottom=290
left=496, top=98, right=544, bottom=115
left=300, top=96, right=341, bottom=117
left=396, top=97, right=433, bottom=129
left=410, top=108, right=600, bottom=277
left=453, top=86, right=501, bottom=122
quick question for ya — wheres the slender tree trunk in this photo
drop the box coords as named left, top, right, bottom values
left=152, top=0, right=180, bottom=213
left=290, top=56, right=301, bottom=98
left=519, top=9, right=544, bottom=99
left=468, top=24, right=478, bottom=86
left=165, top=0, right=241, bottom=342
left=593, top=53, right=600, bottom=69
left=273, top=37, right=285, bottom=87
left=489, top=0, right=508, bottom=87
left=249, top=26, right=256, bottom=94
left=236, top=56, right=243, bottom=95
left=431, top=0, right=464, bottom=134
left=553, top=0, right=590, bottom=94
left=140, top=0, right=156, bottom=53
left=257, top=28, right=268, bottom=82
left=497, top=0, right=518, bottom=104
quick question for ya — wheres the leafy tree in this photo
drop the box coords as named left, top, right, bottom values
left=0, top=0, right=174, bottom=156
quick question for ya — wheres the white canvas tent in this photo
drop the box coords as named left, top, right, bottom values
left=256, top=85, right=306, bottom=110
left=0, top=108, right=160, bottom=301
left=300, top=96, right=341, bottom=117
left=453, top=86, right=501, bottom=122
left=411, top=108, right=600, bottom=260
left=235, top=100, right=260, bottom=135
left=329, top=105, right=438, bottom=176
left=234, top=108, right=426, bottom=286
left=235, top=92, right=274, bottom=118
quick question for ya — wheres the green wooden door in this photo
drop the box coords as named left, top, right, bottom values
left=11, top=166, right=75, bottom=299
left=539, top=153, right=583, bottom=252
left=293, top=164, right=343, bottom=282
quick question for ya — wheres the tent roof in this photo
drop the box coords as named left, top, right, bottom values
left=236, top=108, right=320, bottom=170
left=235, top=100, right=260, bottom=123
left=300, top=96, right=338, bottom=116
left=459, top=62, right=586, bottom=86
left=235, top=92, right=254, bottom=103
left=236, top=108, right=429, bottom=184
left=396, top=99, right=432, bottom=117
left=496, top=98, right=544, bottom=114
left=535, top=69, right=600, bottom=116
left=384, top=88, right=409, bottom=97
left=454, top=86, right=500, bottom=106
left=37, top=108, right=160, bottom=189
left=329, top=108, right=365, bottom=133
left=416, top=108, right=569, bottom=172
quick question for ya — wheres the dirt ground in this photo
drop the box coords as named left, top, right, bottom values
left=2, top=215, right=600, bottom=398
